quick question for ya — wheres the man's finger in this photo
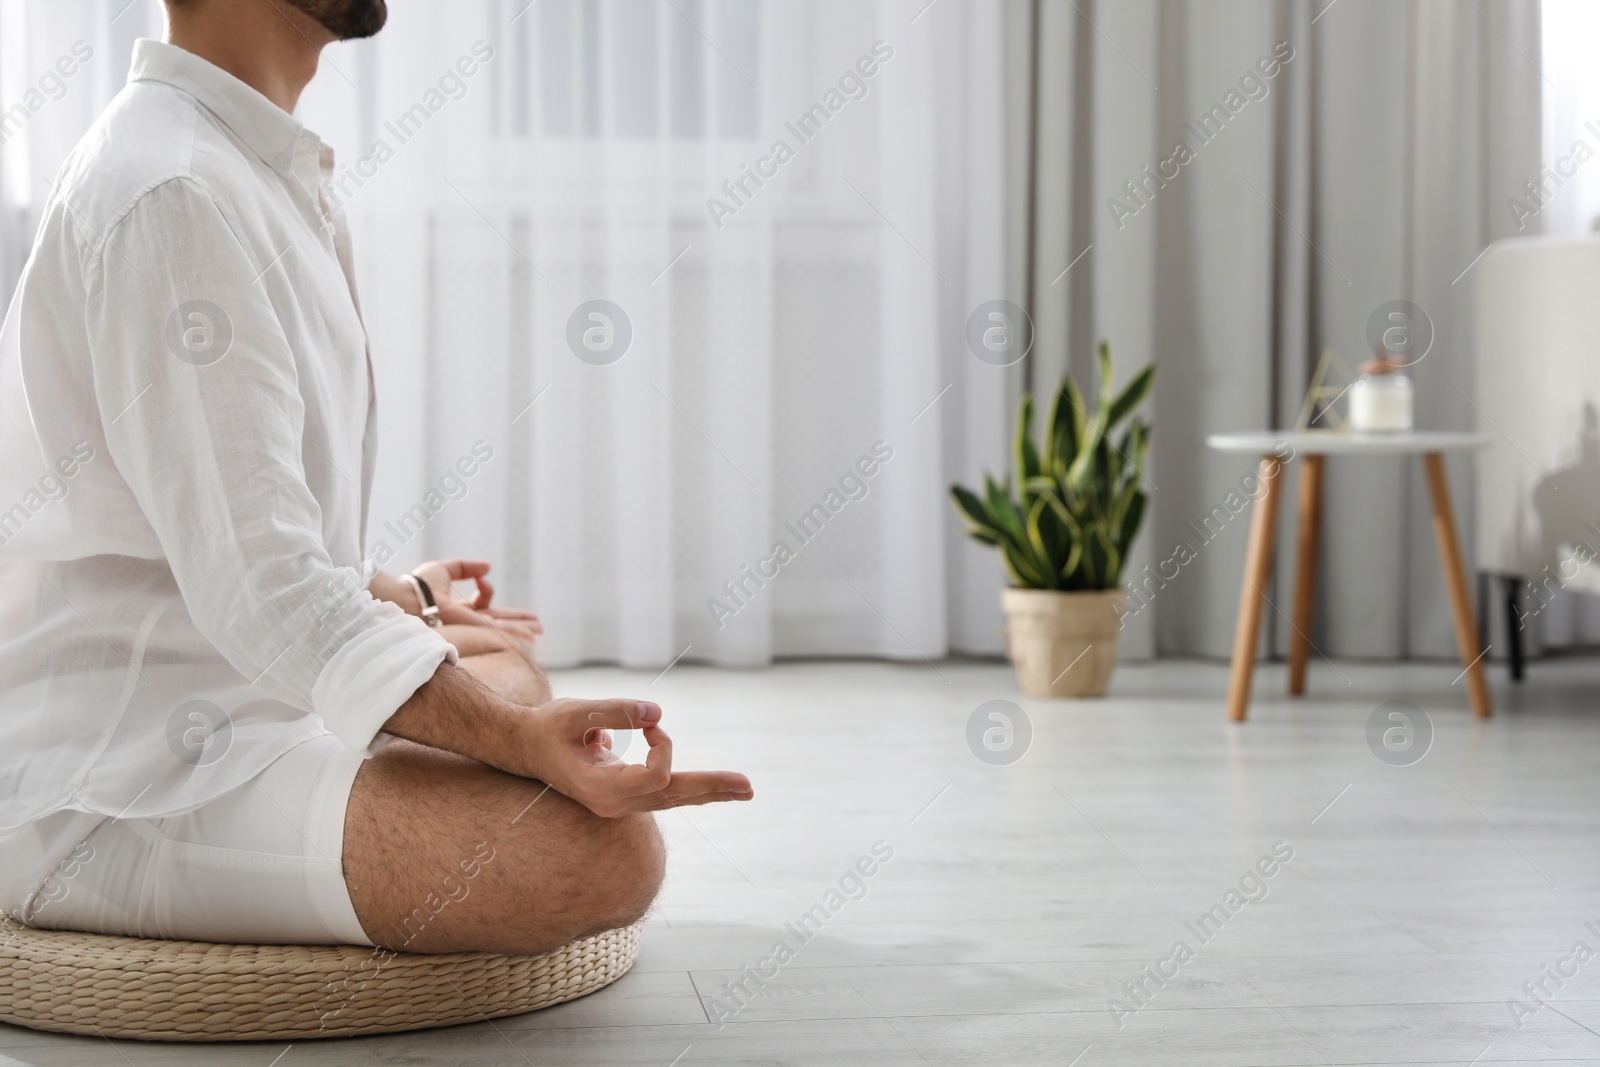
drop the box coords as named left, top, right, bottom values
left=487, top=606, right=541, bottom=621
left=580, top=728, right=618, bottom=755
left=588, top=724, right=672, bottom=796
left=493, top=619, right=536, bottom=643
left=657, top=769, right=752, bottom=799
left=506, top=621, right=536, bottom=640
left=442, top=558, right=491, bottom=580
left=624, top=773, right=755, bottom=811
left=569, top=698, right=659, bottom=733
left=612, top=765, right=752, bottom=809
left=631, top=789, right=753, bottom=812
left=663, top=791, right=755, bottom=809
left=640, top=722, right=673, bottom=789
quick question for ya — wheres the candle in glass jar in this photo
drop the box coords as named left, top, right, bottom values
left=1348, top=355, right=1413, bottom=432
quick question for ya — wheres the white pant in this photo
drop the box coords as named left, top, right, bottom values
left=0, top=733, right=372, bottom=945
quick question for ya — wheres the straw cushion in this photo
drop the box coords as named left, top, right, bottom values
left=0, top=914, right=640, bottom=1041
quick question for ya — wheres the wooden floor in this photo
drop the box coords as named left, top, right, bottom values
left=5, top=656, right=1600, bottom=1065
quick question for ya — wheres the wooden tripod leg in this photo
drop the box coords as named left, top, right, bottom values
left=1226, top=453, right=1286, bottom=722
left=1423, top=452, right=1494, bottom=718
left=1288, top=453, right=1325, bottom=696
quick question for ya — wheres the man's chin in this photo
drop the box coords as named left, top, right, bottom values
left=284, top=0, right=388, bottom=41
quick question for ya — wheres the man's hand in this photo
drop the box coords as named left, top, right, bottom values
left=409, top=558, right=543, bottom=646
left=383, top=664, right=753, bottom=818
left=521, top=698, right=753, bottom=816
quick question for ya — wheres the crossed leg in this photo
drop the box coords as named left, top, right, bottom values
left=341, top=628, right=665, bottom=954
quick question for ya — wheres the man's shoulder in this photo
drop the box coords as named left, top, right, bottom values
left=53, top=81, right=255, bottom=253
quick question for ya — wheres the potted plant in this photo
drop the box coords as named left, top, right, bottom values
left=951, top=341, right=1154, bottom=697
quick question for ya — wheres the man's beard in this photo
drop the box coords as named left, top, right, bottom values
left=281, top=0, right=387, bottom=40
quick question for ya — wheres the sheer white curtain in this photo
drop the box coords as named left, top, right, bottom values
left=0, top=0, right=1013, bottom=669
left=1541, top=0, right=1600, bottom=238
left=1530, top=0, right=1600, bottom=650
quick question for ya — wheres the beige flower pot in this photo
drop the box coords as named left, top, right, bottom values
left=1001, top=588, right=1127, bottom=698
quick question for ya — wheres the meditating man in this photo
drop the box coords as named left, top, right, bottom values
left=0, top=0, right=751, bottom=952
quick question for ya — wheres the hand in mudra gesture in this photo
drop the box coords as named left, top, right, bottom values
left=523, top=697, right=753, bottom=816
left=411, top=558, right=542, bottom=646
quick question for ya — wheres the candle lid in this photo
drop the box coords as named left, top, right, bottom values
left=1359, top=345, right=1404, bottom=376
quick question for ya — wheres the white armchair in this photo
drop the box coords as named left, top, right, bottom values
left=1474, top=235, right=1600, bottom=676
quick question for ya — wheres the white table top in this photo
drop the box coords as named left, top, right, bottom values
left=1206, top=430, right=1494, bottom=455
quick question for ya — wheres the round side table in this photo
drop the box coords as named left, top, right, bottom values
left=1205, top=431, right=1494, bottom=721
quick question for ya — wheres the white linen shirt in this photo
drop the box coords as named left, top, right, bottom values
left=0, top=39, right=455, bottom=831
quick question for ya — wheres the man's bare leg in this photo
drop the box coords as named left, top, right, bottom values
left=343, top=624, right=658, bottom=954
left=343, top=740, right=663, bottom=954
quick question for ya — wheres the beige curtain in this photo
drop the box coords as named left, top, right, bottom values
left=994, top=0, right=1541, bottom=661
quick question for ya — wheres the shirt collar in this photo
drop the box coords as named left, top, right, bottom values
left=128, top=39, right=317, bottom=179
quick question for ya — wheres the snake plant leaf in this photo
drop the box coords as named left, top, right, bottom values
left=951, top=485, right=1007, bottom=548
left=1077, top=534, right=1101, bottom=588
left=983, top=475, right=1025, bottom=545
left=1039, top=486, right=1079, bottom=536
left=1095, top=524, right=1121, bottom=586
left=1014, top=394, right=1041, bottom=486
left=1001, top=540, right=1050, bottom=588
left=1122, top=431, right=1151, bottom=527
left=1046, top=377, right=1086, bottom=478
left=1116, top=491, right=1148, bottom=557
left=1089, top=518, right=1121, bottom=586
left=1120, top=420, right=1151, bottom=476
left=1096, top=340, right=1115, bottom=411
left=1105, top=431, right=1126, bottom=488
left=1109, top=469, right=1138, bottom=530
left=950, top=484, right=991, bottom=528
left=997, top=543, right=1031, bottom=586
left=1107, top=364, right=1156, bottom=428
left=948, top=341, right=1154, bottom=591
left=1061, top=540, right=1083, bottom=582
left=1066, top=392, right=1109, bottom=493
left=989, top=478, right=1054, bottom=582
left=1023, top=475, right=1058, bottom=499
left=1024, top=495, right=1062, bottom=589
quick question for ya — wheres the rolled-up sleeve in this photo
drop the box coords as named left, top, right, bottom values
left=83, top=176, right=453, bottom=753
